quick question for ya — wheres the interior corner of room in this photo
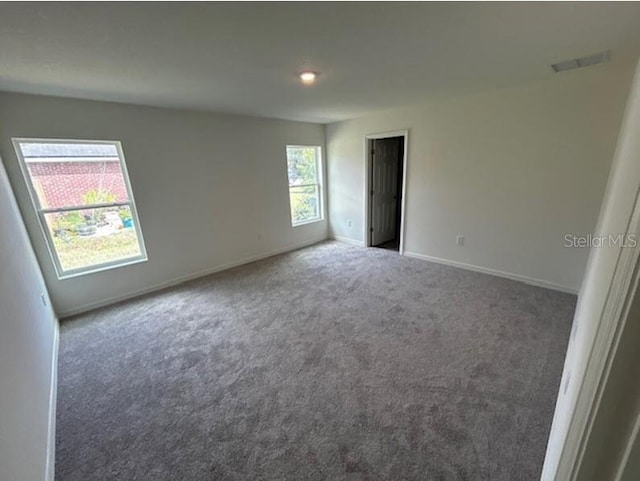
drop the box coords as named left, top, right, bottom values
left=2, top=3, right=640, bottom=481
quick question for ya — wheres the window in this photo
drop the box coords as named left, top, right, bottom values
left=13, top=139, right=147, bottom=278
left=286, top=145, right=323, bottom=226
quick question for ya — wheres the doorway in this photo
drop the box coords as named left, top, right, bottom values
left=365, top=131, right=408, bottom=253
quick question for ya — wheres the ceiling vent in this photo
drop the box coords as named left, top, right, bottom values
left=551, top=51, right=610, bottom=73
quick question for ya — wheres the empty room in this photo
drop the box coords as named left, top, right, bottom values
left=2, top=3, right=640, bottom=481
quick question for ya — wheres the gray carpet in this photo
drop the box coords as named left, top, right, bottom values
left=56, top=241, right=575, bottom=481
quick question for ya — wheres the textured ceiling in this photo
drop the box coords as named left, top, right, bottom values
left=1, top=2, right=640, bottom=123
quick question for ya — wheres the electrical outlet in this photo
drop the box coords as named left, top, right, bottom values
left=456, top=235, right=465, bottom=246
left=347, top=219, right=352, bottom=228
left=40, top=293, right=47, bottom=307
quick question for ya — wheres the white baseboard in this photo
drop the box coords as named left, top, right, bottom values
left=331, top=235, right=365, bottom=247
left=45, top=320, right=59, bottom=481
left=403, top=250, right=579, bottom=295
left=58, top=235, right=328, bottom=318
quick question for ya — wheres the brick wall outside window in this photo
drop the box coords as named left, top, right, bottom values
left=26, top=161, right=128, bottom=209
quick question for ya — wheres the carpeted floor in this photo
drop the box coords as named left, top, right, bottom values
left=56, top=241, right=575, bottom=481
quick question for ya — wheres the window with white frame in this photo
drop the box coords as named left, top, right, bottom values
left=286, top=145, right=323, bottom=226
left=13, top=139, right=147, bottom=278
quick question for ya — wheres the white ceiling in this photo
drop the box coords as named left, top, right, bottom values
left=1, top=2, right=640, bottom=124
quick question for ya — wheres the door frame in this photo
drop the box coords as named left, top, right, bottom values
left=364, top=130, right=409, bottom=254
left=543, top=184, right=640, bottom=481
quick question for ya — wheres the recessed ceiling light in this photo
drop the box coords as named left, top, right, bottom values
left=299, top=71, right=317, bottom=85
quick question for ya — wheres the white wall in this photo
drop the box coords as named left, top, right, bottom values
left=541, top=58, right=640, bottom=481
left=327, top=61, right=634, bottom=292
left=0, top=156, right=58, bottom=481
left=0, top=93, right=327, bottom=316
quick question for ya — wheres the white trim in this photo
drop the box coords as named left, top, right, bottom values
left=557, top=187, right=640, bottom=481
left=25, top=156, right=121, bottom=163
left=57, top=256, right=148, bottom=280
left=10, top=137, right=123, bottom=146
left=614, top=409, right=640, bottom=481
left=365, top=130, right=410, bottom=140
left=364, top=130, right=409, bottom=254
left=292, top=217, right=324, bottom=227
left=41, top=201, right=131, bottom=215
left=331, top=235, right=365, bottom=247
left=57, top=235, right=328, bottom=318
left=45, top=320, right=59, bottom=481
left=403, top=250, right=579, bottom=294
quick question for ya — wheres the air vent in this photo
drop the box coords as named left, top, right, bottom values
left=551, top=51, right=610, bottom=73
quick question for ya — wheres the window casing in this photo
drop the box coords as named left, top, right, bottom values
left=13, top=138, right=147, bottom=279
left=286, top=145, right=323, bottom=226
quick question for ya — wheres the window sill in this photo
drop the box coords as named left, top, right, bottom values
left=57, top=255, right=148, bottom=280
left=292, top=217, right=324, bottom=227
